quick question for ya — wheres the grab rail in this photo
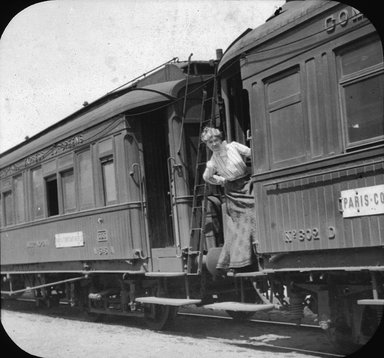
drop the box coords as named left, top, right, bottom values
left=167, top=157, right=182, bottom=250
left=130, top=163, right=150, bottom=258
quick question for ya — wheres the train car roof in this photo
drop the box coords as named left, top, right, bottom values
left=218, top=0, right=338, bottom=73
left=0, top=78, right=190, bottom=167
left=0, top=57, right=214, bottom=162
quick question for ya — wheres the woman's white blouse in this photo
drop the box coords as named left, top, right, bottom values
left=203, top=141, right=251, bottom=185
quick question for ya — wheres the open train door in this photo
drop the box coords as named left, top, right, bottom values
left=139, top=110, right=182, bottom=272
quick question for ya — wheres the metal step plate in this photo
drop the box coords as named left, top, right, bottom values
left=135, top=296, right=201, bottom=306
left=227, top=271, right=267, bottom=277
left=357, top=299, right=384, bottom=306
left=203, top=301, right=275, bottom=312
left=145, top=272, right=186, bottom=277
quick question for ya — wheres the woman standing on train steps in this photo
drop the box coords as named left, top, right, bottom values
left=201, top=127, right=257, bottom=272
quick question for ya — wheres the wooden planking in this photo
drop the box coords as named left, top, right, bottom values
left=258, top=160, right=384, bottom=253
left=0, top=205, right=146, bottom=266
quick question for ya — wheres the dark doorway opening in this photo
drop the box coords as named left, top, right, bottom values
left=141, top=113, right=174, bottom=248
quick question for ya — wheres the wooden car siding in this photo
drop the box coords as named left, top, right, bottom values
left=256, top=159, right=384, bottom=253
left=0, top=203, right=147, bottom=266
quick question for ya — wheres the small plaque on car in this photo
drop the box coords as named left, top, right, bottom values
left=97, top=229, right=108, bottom=242
left=340, top=184, right=384, bottom=218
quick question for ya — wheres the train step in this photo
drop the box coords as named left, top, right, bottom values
left=227, top=271, right=267, bottom=278
left=357, top=299, right=384, bottom=306
left=203, top=302, right=275, bottom=312
left=135, top=296, right=201, bottom=306
left=145, top=272, right=186, bottom=277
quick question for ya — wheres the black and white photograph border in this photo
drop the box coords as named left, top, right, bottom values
left=1, top=1, right=383, bottom=357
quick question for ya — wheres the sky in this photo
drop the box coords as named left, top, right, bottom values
left=0, top=0, right=285, bottom=154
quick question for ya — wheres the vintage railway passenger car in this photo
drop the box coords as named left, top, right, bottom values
left=218, top=0, right=383, bottom=349
left=0, top=59, right=219, bottom=327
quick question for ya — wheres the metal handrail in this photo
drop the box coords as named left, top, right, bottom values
left=130, top=163, right=150, bottom=258
left=177, top=53, right=193, bottom=155
left=167, top=157, right=182, bottom=250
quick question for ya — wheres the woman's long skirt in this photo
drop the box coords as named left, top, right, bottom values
left=216, top=175, right=256, bottom=270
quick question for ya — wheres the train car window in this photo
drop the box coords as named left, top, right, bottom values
left=3, top=191, right=14, bottom=226
left=61, top=169, right=76, bottom=213
left=227, top=74, right=251, bottom=144
left=101, top=157, right=117, bottom=205
left=77, top=150, right=94, bottom=209
left=45, top=175, right=59, bottom=216
left=337, top=35, right=384, bottom=148
left=31, top=167, right=44, bottom=219
left=0, top=196, right=2, bottom=227
left=13, top=174, right=25, bottom=224
left=264, top=67, right=306, bottom=167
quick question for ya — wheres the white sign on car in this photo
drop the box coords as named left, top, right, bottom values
left=340, top=184, right=384, bottom=218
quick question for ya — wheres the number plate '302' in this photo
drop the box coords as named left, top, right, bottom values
left=284, top=228, right=320, bottom=243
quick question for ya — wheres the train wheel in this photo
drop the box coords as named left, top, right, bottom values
left=144, top=304, right=178, bottom=330
left=45, top=295, right=60, bottom=308
left=324, top=304, right=362, bottom=355
left=325, top=322, right=359, bottom=354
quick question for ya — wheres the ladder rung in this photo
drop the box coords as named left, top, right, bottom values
left=188, top=74, right=220, bottom=277
left=193, top=192, right=206, bottom=197
left=193, top=187, right=206, bottom=191
left=195, top=190, right=204, bottom=196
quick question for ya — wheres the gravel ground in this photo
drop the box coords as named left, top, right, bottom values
left=0, top=299, right=380, bottom=358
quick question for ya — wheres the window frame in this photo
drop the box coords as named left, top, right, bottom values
left=100, top=155, right=118, bottom=206
left=45, top=174, right=59, bottom=217
left=60, top=168, right=77, bottom=214
left=76, top=148, right=95, bottom=210
left=0, top=195, right=2, bottom=228
left=336, top=36, right=384, bottom=150
left=3, top=190, right=14, bottom=226
left=263, top=65, right=309, bottom=168
left=31, top=166, right=45, bottom=220
left=13, top=173, right=26, bottom=224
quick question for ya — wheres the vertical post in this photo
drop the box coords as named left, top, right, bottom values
left=184, top=276, right=190, bottom=299
left=371, top=271, right=379, bottom=299
left=70, top=282, right=76, bottom=307
left=240, top=278, right=245, bottom=302
left=270, top=279, right=275, bottom=304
